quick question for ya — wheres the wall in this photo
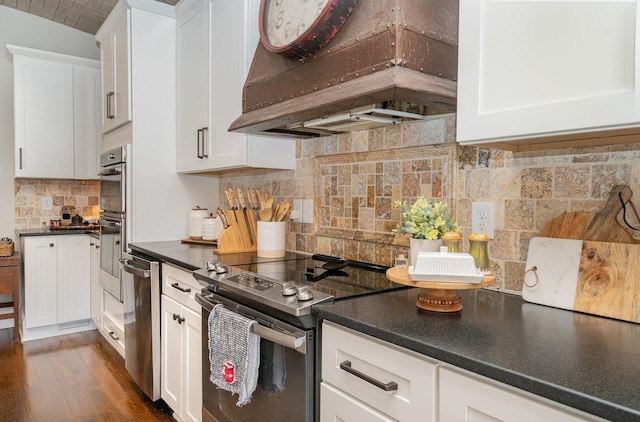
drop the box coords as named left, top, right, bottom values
left=219, top=115, right=640, bottom=293
left=0, top=6, right=99, bottom=240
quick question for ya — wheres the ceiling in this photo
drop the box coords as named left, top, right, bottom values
left=0, top=0, right=178, bottom=35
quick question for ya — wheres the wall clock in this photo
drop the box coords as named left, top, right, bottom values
left=259, top=0, right=357, bottom=59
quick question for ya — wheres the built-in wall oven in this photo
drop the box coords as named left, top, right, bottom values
left=99, top=146, right=128, bottom=301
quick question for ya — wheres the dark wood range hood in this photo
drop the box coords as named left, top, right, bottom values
left=230, top=0, right=459, bottom=138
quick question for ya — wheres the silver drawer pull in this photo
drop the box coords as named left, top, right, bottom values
left=108, top=331, right=119, bottom=341
left=339, top=360, right=398, bottom=392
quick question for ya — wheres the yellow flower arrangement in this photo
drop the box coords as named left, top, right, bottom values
left=393, top=197, right=460, bottom=240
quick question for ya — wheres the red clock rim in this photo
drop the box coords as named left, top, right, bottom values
left=258, top=0, right=357, bottom=58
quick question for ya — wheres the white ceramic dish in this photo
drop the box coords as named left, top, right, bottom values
left=408, top=251, right=483, bottom=283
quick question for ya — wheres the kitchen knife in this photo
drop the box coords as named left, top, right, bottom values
left=216, top=207, right=230, bottom=229
left=237, top=188, right=255, bottom=246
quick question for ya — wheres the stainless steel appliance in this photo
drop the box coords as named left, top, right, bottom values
left=120, top=253, right=161, bottom=401
left=193, top=253, right=402, bottom=422
left=99, top=146, right=128, bottom=301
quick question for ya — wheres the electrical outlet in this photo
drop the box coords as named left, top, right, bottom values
left=471, top=202, right=494, bottom=238
left=42, top=196, right=53, bottom=211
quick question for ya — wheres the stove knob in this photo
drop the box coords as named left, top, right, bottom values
left=296, top=286, right=313, bottom=301
left=281, top=281, right=297, bottom=296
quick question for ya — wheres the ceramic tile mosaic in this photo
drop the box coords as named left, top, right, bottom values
left=14, top=179, right=100, bottom=229
left=220, top=115, right=640, bottom=294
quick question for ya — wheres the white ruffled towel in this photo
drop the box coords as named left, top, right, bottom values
left=208, top=304, right=260, bottom=406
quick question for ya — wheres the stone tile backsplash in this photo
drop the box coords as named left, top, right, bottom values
left=14, top=179, right=100, bottom=229
left=220, top=115, right=640, bottom=294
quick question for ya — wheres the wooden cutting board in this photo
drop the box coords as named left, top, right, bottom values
left=523, top=237, right=640, bottom=323
left=539, top=185, right=637, bottom=243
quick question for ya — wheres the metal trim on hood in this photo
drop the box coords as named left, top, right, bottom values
left=230, top=0, right=458, bottom=138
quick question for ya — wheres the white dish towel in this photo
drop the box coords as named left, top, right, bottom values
left=208, top=304, right=260, bottom=406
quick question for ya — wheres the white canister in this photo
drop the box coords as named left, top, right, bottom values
left=189, top=207, right=209, bottom=239
left=202, top=215, right=223, bottom=241
left=257, top=221, right=286, bottom=258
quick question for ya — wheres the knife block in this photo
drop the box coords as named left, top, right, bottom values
left=214, top=210, right=258, bottom=254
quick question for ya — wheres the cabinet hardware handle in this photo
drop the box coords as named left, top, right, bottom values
left=171, top=282, right=191, bottom=293
left=108, top=331, right=119, bottom=341
left=197, top=128, right=203, bottom=158
left=339, top=360, right=398, bottom=392
left=106, top=92, right=115, bottom=119
left=19, top=147, right=23, bottom=170
left=172, top=313, right=185, bottom=324
left=49, top=243, right=54, bottom=247
left=201, top=127, right=208, bottom=158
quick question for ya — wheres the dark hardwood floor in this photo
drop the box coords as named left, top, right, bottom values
left=0, top=328, right=175, bottom=421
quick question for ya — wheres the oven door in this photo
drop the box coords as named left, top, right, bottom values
left=99, top=213, right=125, bottom=301
left=196, top=292, right=316, bottom=422
left=99, top=163, right=125, bottom=213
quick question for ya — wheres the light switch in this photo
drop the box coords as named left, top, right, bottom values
left=42, top=196, right=53, bottom=211
left=301, top=199, right=314, bottom=224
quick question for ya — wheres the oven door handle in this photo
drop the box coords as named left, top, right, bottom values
left=98, top=167, right=122, bottom=176
left=196, top=293, right=307, bottom=354
left=100, top=220, right=121, bottom=229
left=119, top=259, right=150, bottom=278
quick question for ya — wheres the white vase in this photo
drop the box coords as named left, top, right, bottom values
left=410, top=238, right=444, bottom=266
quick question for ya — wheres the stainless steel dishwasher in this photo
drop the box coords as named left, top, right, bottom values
left=120, top=254, right=161, bottom=401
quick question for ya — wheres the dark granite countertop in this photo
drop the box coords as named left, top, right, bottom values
left=129, top=240, right=306, bottom=271
left=16, top=227, right=99, bottom=238
left=314, top=288, right=640, bottom=422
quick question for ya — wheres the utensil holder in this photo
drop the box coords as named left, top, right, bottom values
left=257, top=221, right=286, bottom=258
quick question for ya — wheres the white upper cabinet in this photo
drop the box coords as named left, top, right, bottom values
left=457, top=0, right=640, bottom=150
left=9, top=45, right=101, bottom=179
left=98, top=6, right=131, bottom=134
left=176, top=0, right=295, bottom=173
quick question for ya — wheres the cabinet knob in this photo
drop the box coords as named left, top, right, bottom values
left=49, top=243, right=54, bottom=247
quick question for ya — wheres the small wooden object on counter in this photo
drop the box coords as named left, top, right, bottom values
left=386, top=267, right=495, bottom=312
left=214, top=208, right=258, bottom=254
left=0, top=252, right=20, bottom=341
left=540, top=185, right=638, bottom=243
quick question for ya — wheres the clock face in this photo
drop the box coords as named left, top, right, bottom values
left=259, top=0, right=357, bottom=59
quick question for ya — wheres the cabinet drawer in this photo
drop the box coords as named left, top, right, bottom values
left=0, top=267, right=17, bottom=295
left=439, top=366, right=606, bottom=422
left=102, top=311, right=125, bottom=357
left=321, top=321, right=438, bottom=422
left=162, top=263, right=201, bottom=313
left=321, top=382, right=394, bottom=422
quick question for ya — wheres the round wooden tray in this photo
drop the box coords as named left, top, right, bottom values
left=386, top=267, right=496, bottom=312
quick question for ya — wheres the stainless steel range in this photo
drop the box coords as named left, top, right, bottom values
left=193, top=252, right=402, bottom=422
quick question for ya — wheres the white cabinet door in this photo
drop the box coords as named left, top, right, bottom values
left=23, top=237, right=58, bottom=328
left=100, top=9, right=131, bottom=134
left=90, top=238, right=102, bottom=329
left=73, top=65, right=102, bottom=180
left=457, top=0, right=640, bottom=147
left=176, top=0, right=212, bottom=172
left=13, top=55, right=74, bottom=179
left=182, top=305, right=202, bottom=422
left=176, top=0, right=295, bottom=173
left=161, top=294, right=184, bottom=417
left=58, top=236, right=91, bottom=324
left=439, top=366, right=605, bottom=422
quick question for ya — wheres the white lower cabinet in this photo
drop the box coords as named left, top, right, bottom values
left=321, top=321, right=606, bottom=422
left=101, top=288, right=125, bottom=358
left=21, top=235, right=93, bottom=341
left=321, top=321, right=438, bottom=422
left=161, top=264, right=202, bottom=422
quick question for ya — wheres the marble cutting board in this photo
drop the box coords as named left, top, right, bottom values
left=523, top=237, right=640, bottom=324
